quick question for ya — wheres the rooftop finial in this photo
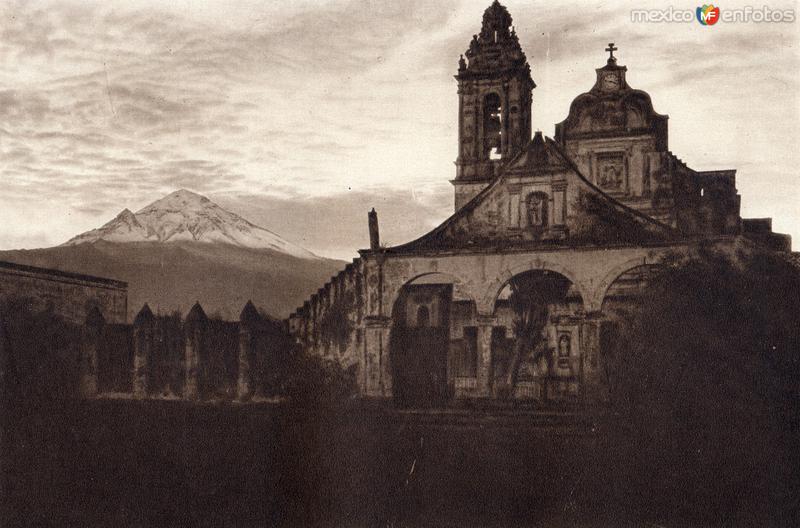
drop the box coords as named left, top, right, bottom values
left=605, top=42, right=618, bottom=64
left=480, top=0, right=512, bottom=42
left=368, top=208, right=380, bottom=251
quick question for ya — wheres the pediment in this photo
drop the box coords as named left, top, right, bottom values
left=504, top=132, right=570, bottom=175
left=386, top=136, right=675, bottom=254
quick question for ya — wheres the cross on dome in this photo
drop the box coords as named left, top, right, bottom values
left=605, top=42, right=618, bottom=63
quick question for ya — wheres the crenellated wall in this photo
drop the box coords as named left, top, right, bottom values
left=80, top=301, right=289, bottom=402
left=287, top=257, right=366, bottom=371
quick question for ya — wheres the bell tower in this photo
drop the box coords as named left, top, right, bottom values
left=453, top=0, right=535, bottom=211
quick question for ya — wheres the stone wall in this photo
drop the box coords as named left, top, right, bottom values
left=287, top=257, right=366, bottom=374
left=286, top=238, right=751, bottom=402
left=0, top=260, right=127, bottom=325
left=80, top=301, right=289, bottom=401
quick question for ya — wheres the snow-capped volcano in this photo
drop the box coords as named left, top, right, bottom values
left=64, top=189, right=319, bottom=260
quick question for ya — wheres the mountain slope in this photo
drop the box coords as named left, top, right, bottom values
left=64, top=189, right=318, bottom=260
left=0, top=241, right=344, bottom=321
left=1, top=190, right=346, bottom=320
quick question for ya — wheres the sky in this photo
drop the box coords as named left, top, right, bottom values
left=1, top=0, right=798, bottom=260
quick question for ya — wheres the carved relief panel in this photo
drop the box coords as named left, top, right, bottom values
left=594, top=152, right=627, bottom=194
left=526, top=192, right=548, bottom=229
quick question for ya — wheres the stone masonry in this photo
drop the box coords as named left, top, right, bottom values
left=287, top=1, right=794, bottom=405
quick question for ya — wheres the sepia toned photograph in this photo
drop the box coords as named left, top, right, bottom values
left=1, top=0, right=798, bottom=526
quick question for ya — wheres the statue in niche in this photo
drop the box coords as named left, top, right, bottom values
left=558, top=334, right=571, bottom=369
left=598, top=157, right=624, bottom=190
left=558, top=334, right=570, bottom=357
left=526, top=193, right=548, bottom=229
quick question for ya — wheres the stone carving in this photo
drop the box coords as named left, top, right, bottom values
left=558, top=334, right=570, bottom=357
left=597, top=154, right=625, bottom=191
left=526, top=192, right=548, bottom=228
left=592, top=100, right=626, bottom=130
left=557, top=333, right=571, bottom=369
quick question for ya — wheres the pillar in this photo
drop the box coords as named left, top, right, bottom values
left=238, top=301, right=261, bottom=401
left=476, top=315, right=496, bottom=398
left=184, top=302, right=207, bottom=401
left=580, top=316, right=603, bottom=403
left=80, top=306, right=104, bottom=398
left=509, top=189, right=521, bottom=228
left=132, top=304, right=155, bottom=399
left=364, top=316, right=392, bottom=398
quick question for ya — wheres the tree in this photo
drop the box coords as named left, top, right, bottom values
left=601, top=248, right=800, bottom=525
left=498, top=271, right=571, bottom=399
left=0, top=298, right=82, bottom=405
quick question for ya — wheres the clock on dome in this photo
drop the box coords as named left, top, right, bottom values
left=601, top=72, right=621, bottom=91
left=589, top=43, right=629, bottom=94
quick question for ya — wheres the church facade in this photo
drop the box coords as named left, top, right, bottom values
left=287, top=1, right=792, bottom=405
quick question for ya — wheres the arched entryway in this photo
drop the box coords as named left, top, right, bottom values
left=389, top=273, right=476, bottom=407
left=489, top=269, right=585, bottom=402
left=598, top=263, right=663, bottom=369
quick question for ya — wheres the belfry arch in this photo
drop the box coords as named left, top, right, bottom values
left=483, top=92, right=503, bottom=159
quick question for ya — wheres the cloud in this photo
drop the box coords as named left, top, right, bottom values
left=0, top=89, right=52, bottom=123
left=0, top=0, right=797, bottom=254
left=211, top=185, right=453, bottom=260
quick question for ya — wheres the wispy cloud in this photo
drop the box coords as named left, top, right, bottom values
left=0, top=0, right=797, bottom=254
left=212, top=185, right=453, bottom=260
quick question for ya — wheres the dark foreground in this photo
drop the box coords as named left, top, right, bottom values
left=1, top=399, right=795, bottom=527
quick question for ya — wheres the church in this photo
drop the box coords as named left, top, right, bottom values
left=287, top=1, right=792, bottom=405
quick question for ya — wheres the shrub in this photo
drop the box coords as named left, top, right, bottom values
left=601, top=249, right=800, bottom=524
left=284, top=352, right=357, bottom=410
left=0, top=298, right=82, bottom=406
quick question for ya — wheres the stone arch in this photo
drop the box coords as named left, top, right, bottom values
left=480, top=260, right=586, bottom=315
left=595, top=262, right=663, bottom=369
left=388, top=271, right=476, bottom=407
left=388, top=271, right=473, bottom=320
left=484, top=265, right=586, bottom=402
left=593, top=257, right=654, bottom=312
